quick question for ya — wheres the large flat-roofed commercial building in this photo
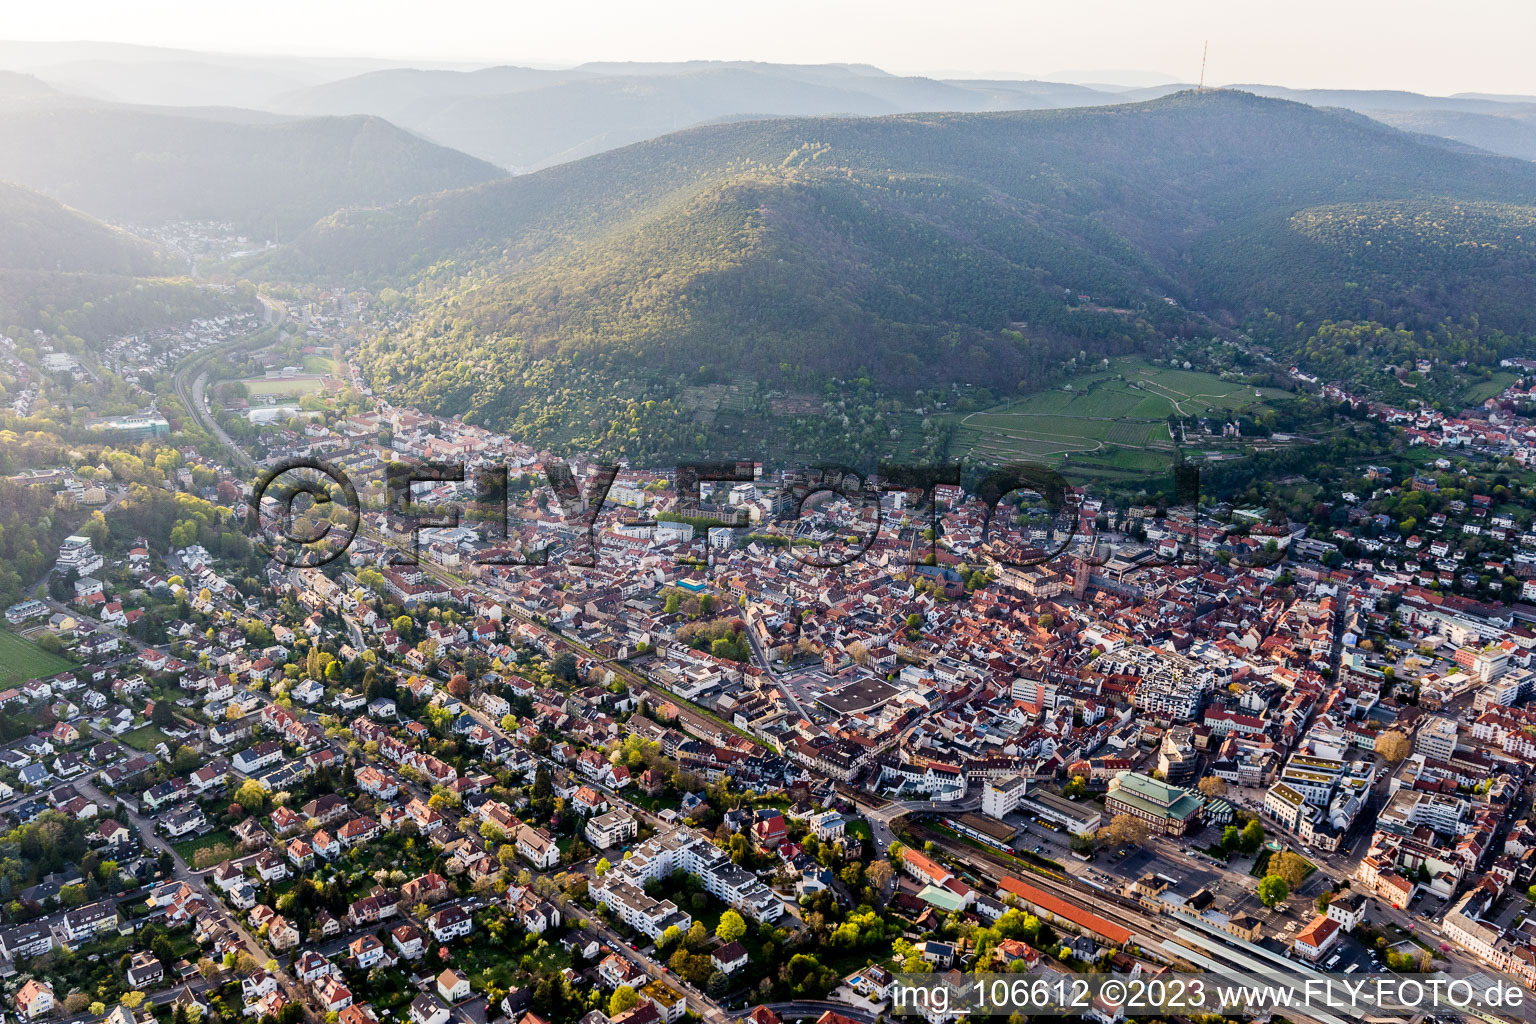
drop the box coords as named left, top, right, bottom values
left=89, top=414, right=170, bottom=441
left=816, top=675, right=901, bottom=715
left=1020, top=785, right=1102, bottom=836
left=982, top=774, right=1102, bottom=836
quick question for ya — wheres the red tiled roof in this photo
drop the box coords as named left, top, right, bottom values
left=996, top=876, right=1132, bottom=945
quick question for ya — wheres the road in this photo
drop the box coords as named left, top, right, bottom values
left=750, top=1002, right=875, bottom=1023
left=855, top=793, right=980, bottom=854
left=454, top=705, right=739, bottom=1023
left=169, top=293, right=287, bottom=472
left=76, top=740, right=315, bottom=1019
left=740, top=610, right=814, bottom=725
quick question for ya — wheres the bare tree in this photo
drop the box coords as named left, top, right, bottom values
left=1197, top=776, right=1228, bottom=798
left=1105, top=813, right=1149, bottom=847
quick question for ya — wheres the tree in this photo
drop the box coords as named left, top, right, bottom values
left=1378, top=730, right=1412, bottom=763
left=1316, top=891, right=1334, bottom=913
left=1268, top=851, right=1312, bottom=889
left=595, top=858, right=612, bottom=876
left=1238, top=820, right=1266, bottom=855
left=1197, top=776, right=1228, bottom=798
left=64, top=992, right=92, bottom=1014
left=234, top=779, right=267, bottom=814
left=1220, top=825, right=1241, bottom=853
left=551, top=653, right=579, bottom=683
left=1105, top=813, right=1149, bottom=847
left=716, top=909, right=747, bottom=943
left=173, top=745, right=202, bottom=775
left=1257, top=875, right=1289, bottom=908
left=608, top=987, right=639, bottom=1017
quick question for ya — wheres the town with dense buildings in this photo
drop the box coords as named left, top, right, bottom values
left=11, top=292, right=1536, bottom=1024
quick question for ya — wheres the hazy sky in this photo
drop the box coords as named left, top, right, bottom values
left=9, top=0, right=1535, bottom=96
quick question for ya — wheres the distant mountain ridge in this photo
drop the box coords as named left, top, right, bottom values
left=0, top=70, right=54, bottom=100
left=273, top=61, right=1146, bottom=171
left=273, top=60, right=1536, bottom=172
left=0, top=95, right=505, bottom=236
left=10, top=43, right=1536, bottom=171
left=1232, top=83, right=1536, bottom=162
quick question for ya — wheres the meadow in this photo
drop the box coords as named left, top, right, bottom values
left=948, top=358, right=1292, bottom=481
left=0, top=628, right=74, bottom=687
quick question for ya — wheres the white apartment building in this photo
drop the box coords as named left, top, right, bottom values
left=57, top=535, right=104, bottom=576
left=595, top=826, right=784, bottom=931
left=981, top=774, right=1031, bottom=819
left=1414, top=716, right=1460, bottom=761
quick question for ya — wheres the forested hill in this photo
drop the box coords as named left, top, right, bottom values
left=271, top=89, right=1536, bottom=279
left=0, top=70, right=54, bottom=100
left=0, top=180, right=170, bottom=275
left=259, top=89, right=1536, bottom=456
left=0, top=181, right=232, bottom=342
left=0, top=100, right=506, bottom=238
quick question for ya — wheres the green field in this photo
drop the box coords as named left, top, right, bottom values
left=241, top=375, right=324, bottom=398
left=0, top=628, right=74, bottom=688
left=949, top=358, right=1292, bottom=480
left=301, top=354, right=339, bottom=375
left=173, top=828, right=237, bottom=864
left=1461, top=373, right=1518, bottom=406
left=120, top=723, right=173, bottom=752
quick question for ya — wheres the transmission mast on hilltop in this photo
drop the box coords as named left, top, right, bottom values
left=1198, top=40, right=1208, bottom=90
